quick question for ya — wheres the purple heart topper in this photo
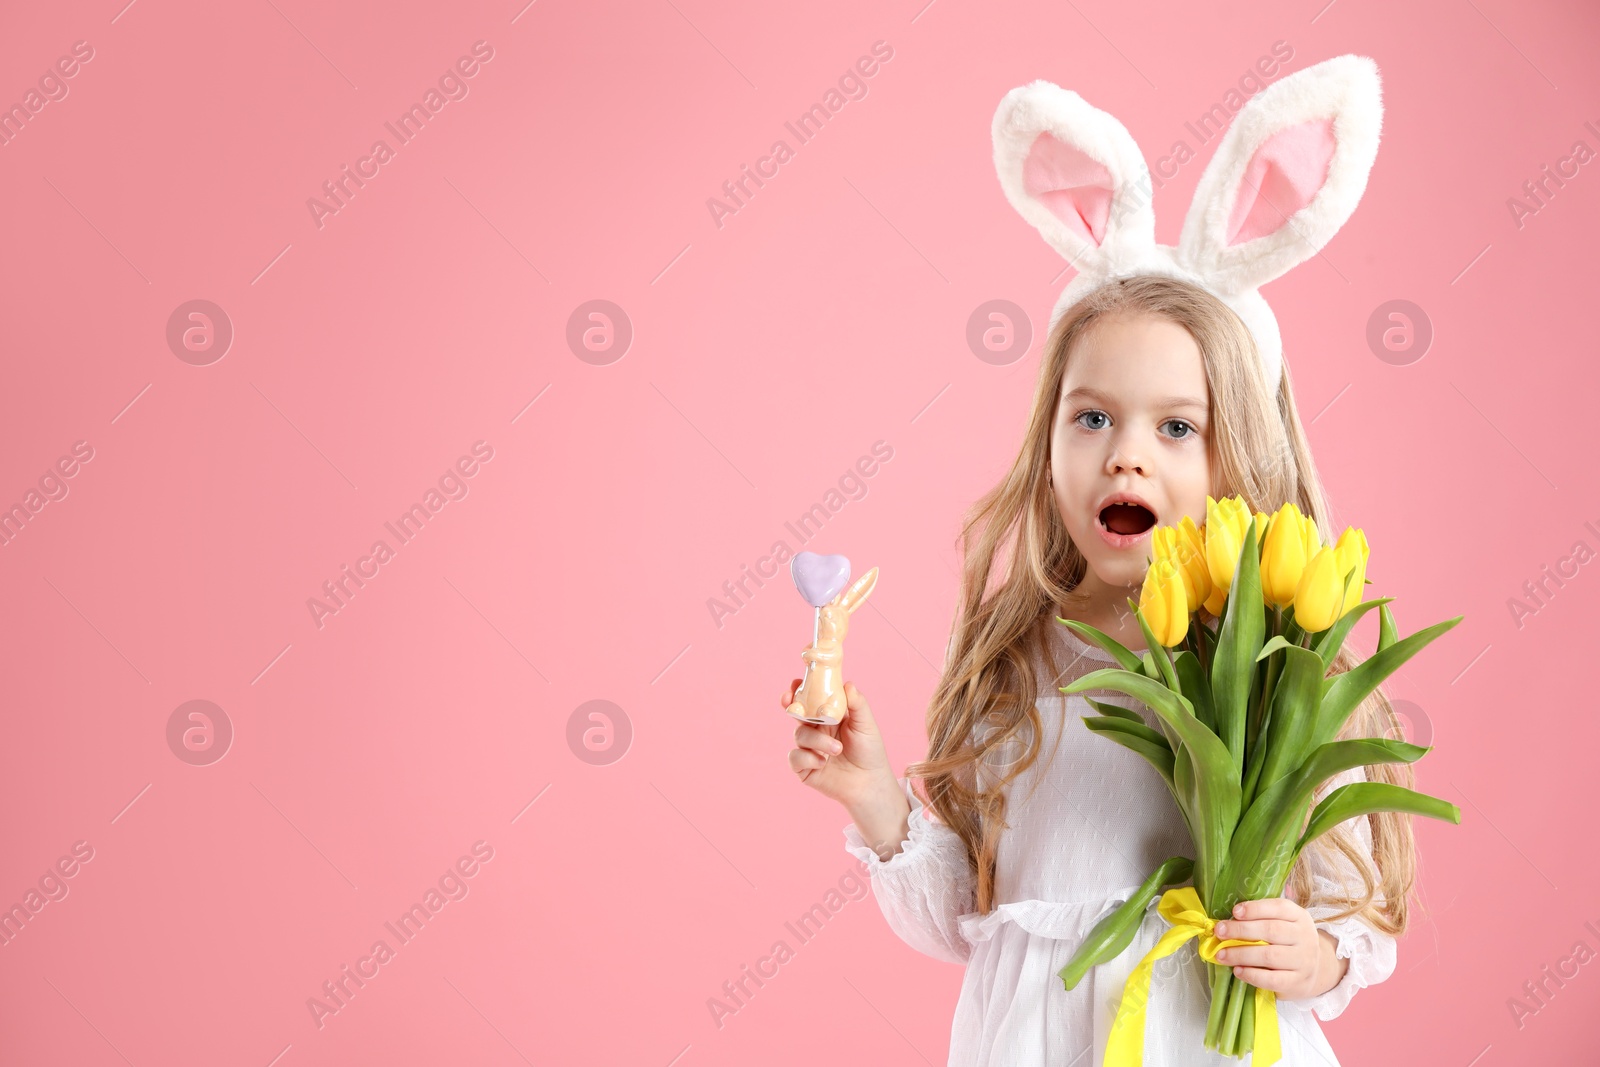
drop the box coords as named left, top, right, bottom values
left=791, top=552, right=851, bottom=608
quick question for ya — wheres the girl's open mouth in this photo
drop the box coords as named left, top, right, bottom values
left=1097, top=501, right=1157, bottom=548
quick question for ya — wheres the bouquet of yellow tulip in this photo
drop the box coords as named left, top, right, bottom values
left=1055, top=495, right=1462, bottom=1065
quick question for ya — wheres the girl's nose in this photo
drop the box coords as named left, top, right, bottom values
left=1106, top=445, right=1147, bottom=475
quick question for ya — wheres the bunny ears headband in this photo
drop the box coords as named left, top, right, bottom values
left=991, top=54, right=1384, bottom=394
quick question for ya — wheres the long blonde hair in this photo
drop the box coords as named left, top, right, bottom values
left=906, top=274, right=1415, bottom=934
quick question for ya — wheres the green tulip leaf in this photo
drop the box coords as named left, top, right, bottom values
left=1061, top=670, right=1213, bottom=750
left=1173, top=744, right=1200, bottom=845
left=1056, top=617, right=1144, bottom=673
left=1318, top=616, right=1463, bottom=748
left=1222, top=737, right=1431, bottom=905
left=1377, top=603, right=1398, bottom=653
left=1059, top=856, right=1194, bottom=990
left=1248, top=644, right=1327, bottom=802
left=1083, top=696, right=1145, bottom=724
left=1081, top=714, right=1172, bottom=753
left=1283, top=610, right=1305, bottom=649
left=1065, top=668, right=1173, bottom=747
left=1312, top=597, right=1396, bottom=669
left=1083, top=717, right=1176, bottom=791
left=1065, top=666, right=1238, bottom=899
left=1254, top=635, right=1296, bottom=663
left=1210, top=520, right=1265, bottom=772
left=1297, top=737, right=1432, bottom=787
left=1128, top=596, right=1180, bottom=695
left=1255, top=737, right=1431, bottom=834
left=1174, top=651, right=1215, bottom=734
left=1299, top=782, right=1462, bottom=853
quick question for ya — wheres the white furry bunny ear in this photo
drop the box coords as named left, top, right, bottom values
left=992, top=81, right=1156, bottom=278
left=1176, top=55, right=1383, bottom=297
left=991, top=57, right=1383, bottom=396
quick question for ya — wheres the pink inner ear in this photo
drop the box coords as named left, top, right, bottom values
left=1023, top=132, right=1113, bottom=246
left=1225, top=117, right=1337, bottom=246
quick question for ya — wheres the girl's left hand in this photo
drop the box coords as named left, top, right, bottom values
left=1212, top=896, right=1346, bottom=1001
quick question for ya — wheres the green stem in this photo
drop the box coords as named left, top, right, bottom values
left=1238, top=981, right=1256, bottom=1057
left=1253, top=609, right=1282, bottom=734
left=1203, top=962, right=1229, bottom=1051
left=1244, top=652, right=1279, bottom=762
left=1220, top=969, right=1248, bottom=1055
left=1239, top=656, right=1282, bottom=811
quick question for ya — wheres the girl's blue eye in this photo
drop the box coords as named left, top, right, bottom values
left=1073, top=411, right=1198, bottom=440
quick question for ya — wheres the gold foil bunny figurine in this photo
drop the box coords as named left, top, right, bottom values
left=785, top=552, right=879, bottom=725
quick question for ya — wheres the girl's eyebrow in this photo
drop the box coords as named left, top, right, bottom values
left=1062, top=385, right=1207, bottom=413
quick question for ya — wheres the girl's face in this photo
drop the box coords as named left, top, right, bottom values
left=1049, top=312, right=1214, bottom=600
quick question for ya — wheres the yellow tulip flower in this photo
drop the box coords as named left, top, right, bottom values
left=1155, top=528, right=1180, bottom=572
left=1151, top=520, right=1209, bottom=617
left=1203, top=497, right=1243, bottom=612
left=1293, top=545, right=1346, bottom=632
left=1140, top=555, right=1189, bottom=647
left=1149, top=527, right=1179, bottom=609
left=1260, top=503, right=1310, bottom=608
left=1173, top=514, right=1212, bottom=612
left=1203, top=496, right=1258, bottom=615
left=1334, top=527, right=1370, bottom=620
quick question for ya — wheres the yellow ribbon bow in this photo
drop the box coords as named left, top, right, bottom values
left=1103, top=885, right=1281, bottom=1067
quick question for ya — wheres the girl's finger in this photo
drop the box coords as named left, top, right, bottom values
left=793, top=724, right=843, bottom=755
left=1213, top=943, right=1284, bottom=969
left=780, top=679, right=802, bottom=707
left=842, top=682, right=874, bottom=726
left=1215, top=918, right=1297, bottom=945
left=1228, top=966, right=1293, bottom=994
left=1230, top=898, right=1295, bottom=921
left=788, top=747, right=827, bottom=773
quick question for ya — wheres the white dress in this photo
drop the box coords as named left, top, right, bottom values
left=842, top=620, right=1397, bottom=1066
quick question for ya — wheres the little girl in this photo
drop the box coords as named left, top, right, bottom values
left=784, top=276, right=1417, bottom=1065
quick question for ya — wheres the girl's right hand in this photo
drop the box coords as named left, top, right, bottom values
left=785, top=680, right=897, bottom=810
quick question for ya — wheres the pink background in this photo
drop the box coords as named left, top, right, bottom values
left=1, top=0, right=1596, bottom=1063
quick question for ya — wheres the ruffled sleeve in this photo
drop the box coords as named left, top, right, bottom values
left=1295, top=765, right=1399, bottom=1022
left=842, top=774, right=978, bottom=965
